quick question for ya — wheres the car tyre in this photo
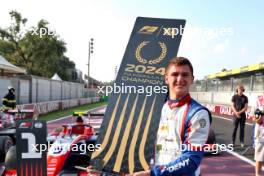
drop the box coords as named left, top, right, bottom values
left=0, top=136, right=14, bottom=161
left=5, top=146, right=17, bottom=170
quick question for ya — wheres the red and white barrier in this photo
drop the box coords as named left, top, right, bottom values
left=203, top=103, right=253, bottom=122
left=16, top=97, right=100, bottom=115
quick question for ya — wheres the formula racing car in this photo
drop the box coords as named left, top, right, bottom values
left=3, top=111, right=100, bottom=176
left=0, top=108, right=35, bottom=162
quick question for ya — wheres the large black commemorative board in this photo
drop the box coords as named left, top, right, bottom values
left=90, top=17, right=186, bottom=174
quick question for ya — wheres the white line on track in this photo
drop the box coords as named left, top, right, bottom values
left=226, top=149, right=264, bottom=171
left=213, top=115, right=253, bottom=126
left=213, top=115, right=264, bottom=170
left=226, top=149, right=255, bottom=166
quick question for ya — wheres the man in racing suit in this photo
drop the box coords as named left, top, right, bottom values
left=133, top=57, right=211, bottom=176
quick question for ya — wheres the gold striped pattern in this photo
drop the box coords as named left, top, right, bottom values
left=102, top=95, right=130, bottom=166
left=128, top=96, right=147, bottom=174
left=91, top=94, right=121, bottom=159
left=92, top=95, right=157, bottom=173
left=113, top=95, right=139, bottom=172
left=139, top=96, right=156, bottom=170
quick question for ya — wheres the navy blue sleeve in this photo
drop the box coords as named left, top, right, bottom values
left=151, top=150, right=204, bottom=176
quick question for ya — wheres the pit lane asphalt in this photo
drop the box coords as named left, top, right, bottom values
left=211, top=116, right=254, bottom=160
left=201, top=116, right=256, bottom=176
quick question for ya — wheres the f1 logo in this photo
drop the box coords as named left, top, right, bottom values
left=138, top=26, right=159, bottom=34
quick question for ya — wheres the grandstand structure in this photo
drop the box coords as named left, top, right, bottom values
left=190, top=63, right=264, bottom=111
left=191, top=63, right=264, bottom=92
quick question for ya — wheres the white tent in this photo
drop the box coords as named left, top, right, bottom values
left=0, top=55, right=26, bottom=75
left=51, top=73, right=62, bottom=81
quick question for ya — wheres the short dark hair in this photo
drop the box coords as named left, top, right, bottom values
left=165, top=57, right=193, bottom=76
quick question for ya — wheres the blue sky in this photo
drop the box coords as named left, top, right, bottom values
left=0, top=0, right=263, bottom=81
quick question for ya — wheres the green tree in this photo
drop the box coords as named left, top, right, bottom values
left=0, top=10, right=76, bottom=80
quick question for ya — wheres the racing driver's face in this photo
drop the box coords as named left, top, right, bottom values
left=165, top=64, right=194, bottom=99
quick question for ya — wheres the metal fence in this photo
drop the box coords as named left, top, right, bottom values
left=0, top=75, right=97, bottom=106
left=190, top=75, right=264, bottom=92
left=190, top=91, right=263, bottom=106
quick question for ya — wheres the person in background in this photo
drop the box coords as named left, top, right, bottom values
left=231, top=85, right=248, bottom=147
left=251, top=94, right=264, bottom=176
left=76, top=116, right=84, bottom=125
left=2, top=86, right=16, bottom=110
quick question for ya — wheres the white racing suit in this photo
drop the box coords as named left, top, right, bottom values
left=151, top=94, right=211, bottom=176
left=252, top=95, right=264, bottom=144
